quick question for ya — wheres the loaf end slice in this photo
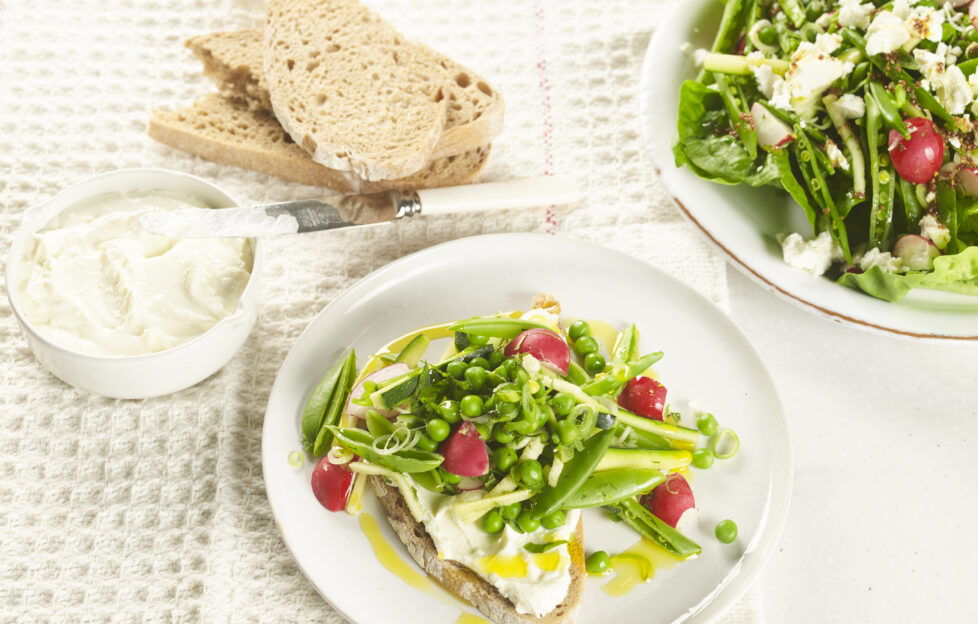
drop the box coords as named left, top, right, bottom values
left=148, top=94, right=489, bottom=192
left=370, top=477, right=585, bottom=624
left=264, top=0, right=449, bottom=181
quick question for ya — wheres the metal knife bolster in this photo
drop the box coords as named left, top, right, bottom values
left=260, top=190, right=422, bottom=233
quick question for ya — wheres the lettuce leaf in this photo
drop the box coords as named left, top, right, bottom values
left=837, top=247, right=978, bottom=302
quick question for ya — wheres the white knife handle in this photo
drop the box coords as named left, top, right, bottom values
left=415, top=175, right=581, bottom=216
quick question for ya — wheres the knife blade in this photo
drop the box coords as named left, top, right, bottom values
left=139, top=175, right=581, bottom=238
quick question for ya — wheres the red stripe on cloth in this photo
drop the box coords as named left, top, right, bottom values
left=533, top=3, right=557, bottom=235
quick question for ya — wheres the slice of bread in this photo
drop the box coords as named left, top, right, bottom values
left=370, top=478, right=585, bottom=624
left=186, top=29, right=504, bottom=161
left=264, top=0, right=449, bottom=181
left=148, top=94, right=490, bottom=192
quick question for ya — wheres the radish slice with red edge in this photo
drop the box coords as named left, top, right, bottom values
left=456, top=476, right=485, bottom=491
left=440, top=422, right=489, bottom=477
left=346, top=363, right=410, bottom=419
left=893, top=234, right=940, bottom=271
left=957, top=167, right=978, bottom=197
left=503, top=328, right=570, bottom=375
left=971, top=0, right=978, bottom=28
left=640, top=473, right=695, bottom=528
left=750, top=102, right=793, bottom=149
left=617, top=376, right=667, bottom=421
left=311, top=456, right=355, bottom=512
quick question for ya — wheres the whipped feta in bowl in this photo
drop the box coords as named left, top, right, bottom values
left=5, top=169, right=263, bottom=398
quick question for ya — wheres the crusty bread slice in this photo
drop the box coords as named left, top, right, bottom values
left=264, top=0, right=449, bottom=181
left=148, top=94, right=490, bottom=192
left=186, top=29, right=504, bottom=161
left=370, top=478, right=585, bottom=624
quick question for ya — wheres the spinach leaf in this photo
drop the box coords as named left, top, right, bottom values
left=680, top=135, right=754, bottom=184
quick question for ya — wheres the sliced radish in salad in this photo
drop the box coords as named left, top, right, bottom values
left=893, top=234, right=941, bottom=271
left=971, top=0, right=978, bottom=29
left=503, top=328, right=570, bottom=375
left=311, top=456, right=355, bottom=512
left=750, top=102, right=793, bottom=149
left=640, top=473, right=695, bottom=528
left=888, top=118, right=944, bottom=185
left=346, top=363, right=410, bottom=419
left=957, top=167, right=978, bottom=197
left=456, top=476, right=486, bottom=491
left=440, top=422, right=489, bottom=477
left=617, top=376, right=667, bottom=421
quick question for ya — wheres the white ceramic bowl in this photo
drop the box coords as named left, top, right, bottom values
left=5, top=168, right=262, bottom=399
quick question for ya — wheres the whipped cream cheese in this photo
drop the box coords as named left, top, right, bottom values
left=414, top=486, right=580, bottom=617
left=16, top=190, right=253, bottom=356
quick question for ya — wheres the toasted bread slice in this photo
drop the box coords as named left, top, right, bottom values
left=148, top=94, right=490, bottom=192
left=186, top=29, right=504, bottom=161
left=264, top=0, right=450, bottom=181
left=370, top=478, right=585, bottom=624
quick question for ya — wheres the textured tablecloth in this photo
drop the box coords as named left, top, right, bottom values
left=0, top=0, right=755, bottom=621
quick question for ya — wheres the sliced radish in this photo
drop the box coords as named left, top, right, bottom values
left=641, top=473, right=695, bottom=528
left=346, top=363, right=411, bottom=419
left=889, top=117, right=944, bottom=184
left=311, top=456, right=355, bottom=512
left=503, top=328, right=570, bottom=375
left=751, top=102, right=793, bottom=149
left=971, top=0, right=978, bottom=29
left=957, top=167, right=978, bottom=197
left=440, top=422, right=489, bottom=477
left=893, top=234, right=940, bottom=270
left=456, top=476, right=485, bottom=491
left=617, top=376, right=667, bottom=421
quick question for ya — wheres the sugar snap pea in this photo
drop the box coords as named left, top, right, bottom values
left=530, top=429, right=613, bottom=520
left=301, top=350, right=351, bottom=453
left=449, top=316, right=552, bottom=339
left=869, top=82, right=910, bottom=139
left=607, top=498, right=701, bottom=559
left=562, top=468, right=665, bottom=509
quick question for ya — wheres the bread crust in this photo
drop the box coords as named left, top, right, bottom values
left=370, top=478, right=584, bottom=624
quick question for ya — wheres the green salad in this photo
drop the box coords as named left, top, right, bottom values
left=675, top=0, right=978, bottom=301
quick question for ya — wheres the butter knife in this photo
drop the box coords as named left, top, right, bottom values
left=139, top=175, right=581, bottom=238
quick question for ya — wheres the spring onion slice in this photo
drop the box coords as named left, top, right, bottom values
left=710, top=429, right=740, bottom=460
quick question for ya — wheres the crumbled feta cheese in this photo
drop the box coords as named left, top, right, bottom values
left=835, top=93, right=866, bottom=119
left=950, top=135, right=962, bottom=149
left=968, top=71, right=978, bottom=95
left=865, top=1, right=944, bottom=55
left=838, top=0, right=875, bottom=30
left=751, top=59, right=776, bottom=99
left=919, top=213, right=951, bottom=249
left=769, top=34, right=854, bottom=117
left=925, top=190, right=937, bottom=203
left=781, top=231, right=845, bottom=276
left=826, top=140, right=850, bottom=171
left=914, top=43, right=973, bottom=115
left=679, top=42, right=694, bottom=55
left=693, top=48, right=708, bottom=66
left=858, top=248, right=903, bottom=273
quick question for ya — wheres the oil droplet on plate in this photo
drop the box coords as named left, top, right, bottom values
left=600, top=537, right=683, bottom=597
left=454, top=614, right=489, bottom=624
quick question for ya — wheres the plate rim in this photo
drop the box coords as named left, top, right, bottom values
left=261, top=232, right=793, bottom=624
left=639, top=0, right=978, bottom=343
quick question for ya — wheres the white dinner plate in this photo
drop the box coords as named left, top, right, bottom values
left=641, top=0, right=978, bottom=341
left=262, top=234, right=791, bottom=624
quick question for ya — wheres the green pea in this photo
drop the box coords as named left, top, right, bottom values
left=573, top=336, right=599, bottom=357
left=550, top=392, right=575, bottom=416
left=416, top=434, right=438, bottom=452
left=516, top=510, right=540, bottom=533
left=438, top=467, right=461, bottom=484
left=425, top=418, right=450, bottom=442
left=493, top=446, right=517, bottom=471
left=465, top=366, right=488, bottom=390
left=488, top=350, right=505, bottom=367
left=481, top=509, right=504, bottom=533
left=541, top=510, right=565, bottom=530
left=583, top=352, right=606, bottom=375
left=470, top=356, right=491, bottom=369
left=715, top=519, right=738, bottom=544
left=585, top=551, right=611, bottom=574
left=460, top=395, right=483, bottom=418
left=692, top=448, right=715, bottom=469
left=500, top=502, right=522, bottom=520
left=467, top=333, right=490, bottom=347
left=492, top=427, right=515, bottom=444
left=696, top=412, right=719, bottom=437
left=553, top=419, right=579, bottom=446
left=446, top=359, right=468, bottom=380
left=758, top=25, right=777, bottom=46
left=517, top=459, right=544, bottom=488
left=437, top=399, right=461, bottom=424
left=568, top=320, right=591, bottom=341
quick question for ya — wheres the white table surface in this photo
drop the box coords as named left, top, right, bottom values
left=725, top=267, right=978, bottom=623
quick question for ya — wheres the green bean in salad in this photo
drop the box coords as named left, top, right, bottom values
left=675, top=0, right=978, bottom=301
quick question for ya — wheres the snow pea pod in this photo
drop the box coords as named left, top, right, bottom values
left=301, top=350, right=352, bottom=453
left=582, top=352, right=662, bottom=397
left=562, top=468, right=665, bottom=509
left=448, top=316, right=551, bottom=339
left=613, top=410, right=699, bottom=451
left=608, top=498, right=701, bottom=559
left=869, top=82, right=910, bottom=139
left=328, top=427, right=444, bottom=473
left=531, top=429, right=614, bottom=519
left=610, top=324, right=638, bottom=365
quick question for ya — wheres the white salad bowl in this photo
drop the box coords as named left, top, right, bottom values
left=642, top=0, right=978, bottom=341
left=5, top=168, right=262, bottom=399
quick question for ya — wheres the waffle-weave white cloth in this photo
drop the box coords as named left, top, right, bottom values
left=0, top=0, right=756, bottom=621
